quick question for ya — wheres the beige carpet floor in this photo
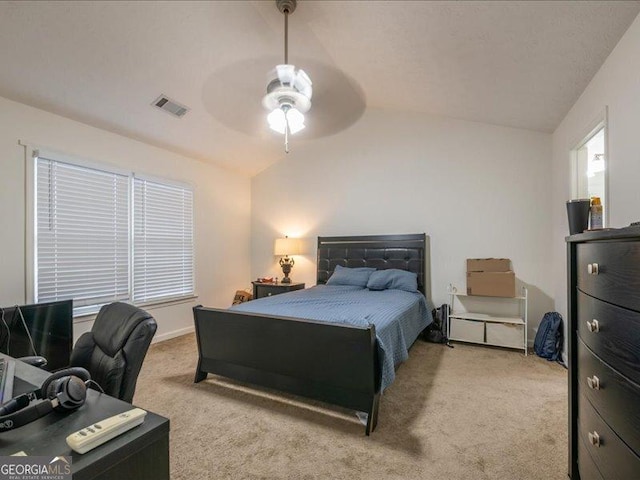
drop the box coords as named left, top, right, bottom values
left=133, top=334, right=567, bottom=480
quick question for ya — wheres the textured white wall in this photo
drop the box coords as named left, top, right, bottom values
left=552, top=14, right=640, bottom=325
left=0, top=96, right=251, bottom=343
left=251, top=109, right=553, bottom=342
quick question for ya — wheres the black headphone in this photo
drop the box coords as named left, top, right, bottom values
left=0, top=367, right=90, bottom=432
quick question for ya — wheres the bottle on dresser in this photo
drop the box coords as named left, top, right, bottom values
left=590, top=196, right=603, bottom=230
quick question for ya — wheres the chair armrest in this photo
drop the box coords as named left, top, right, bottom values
left=18, top=356, right=48, bottom=369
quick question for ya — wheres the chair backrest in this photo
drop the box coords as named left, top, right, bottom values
left=70, top=302, right=157, bottom=403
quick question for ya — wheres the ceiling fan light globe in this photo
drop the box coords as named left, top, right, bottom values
left=286, top=108, right=305, bottom=134
left=267, top=108, right=287, bottom=134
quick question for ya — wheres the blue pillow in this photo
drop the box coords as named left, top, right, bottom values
left=367, top=269, right=418, bottom=292
left=326, top=265, right=375, bottom=287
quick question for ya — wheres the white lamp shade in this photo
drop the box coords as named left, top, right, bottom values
left=274, top=237, right=301, bottom=256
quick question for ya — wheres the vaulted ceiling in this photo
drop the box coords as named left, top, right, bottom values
left=0, top=1, right=638, bottom=175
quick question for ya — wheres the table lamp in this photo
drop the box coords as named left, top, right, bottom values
left=274, top=236, right=301, bottom=284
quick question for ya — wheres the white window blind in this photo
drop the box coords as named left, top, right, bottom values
left=133, top=178, right=194, bottom=303
left=35, top=157, right=130, bottom=310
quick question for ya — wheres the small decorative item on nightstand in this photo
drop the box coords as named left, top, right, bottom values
left=274, top=236, right=301, bottom=284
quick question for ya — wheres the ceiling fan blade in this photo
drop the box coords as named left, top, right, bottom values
left=293, top=69, right=312, bottom=99
left=274, top=64, right=296, bottom=85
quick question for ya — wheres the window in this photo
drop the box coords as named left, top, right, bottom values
left=133, top=178, right=194, bottom=303
left=33, top=151, right=194, bottom=316
left=35, top=157, right=130, bottom=313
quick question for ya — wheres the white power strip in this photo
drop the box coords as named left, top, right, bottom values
left=66, top=408, right=147, bottom=454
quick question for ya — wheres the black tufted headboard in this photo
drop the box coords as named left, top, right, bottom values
left=316, top=233, right=431, bottom=298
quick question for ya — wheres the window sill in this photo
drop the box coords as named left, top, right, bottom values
left=73, top=294, right=199, bottom=324
left=138, top=294, right=199, bottom=310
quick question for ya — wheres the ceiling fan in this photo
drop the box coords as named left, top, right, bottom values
left=201, top=0, right=365, bottom=153
left=262, top=0, right=312, bottom=153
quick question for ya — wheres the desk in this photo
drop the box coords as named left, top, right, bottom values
left=0, top=356, right=169, bottom=480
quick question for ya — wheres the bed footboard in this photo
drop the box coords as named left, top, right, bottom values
left=193, top=306, right=381, bottom=435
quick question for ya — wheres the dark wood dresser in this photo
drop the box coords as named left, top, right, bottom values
left=567, top=227, right=640, bottom=479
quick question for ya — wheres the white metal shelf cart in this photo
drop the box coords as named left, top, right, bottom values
left=447, top=284, right=528, bottom=355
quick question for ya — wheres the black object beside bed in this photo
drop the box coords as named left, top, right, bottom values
left=192, top=233, right=430, bottom=435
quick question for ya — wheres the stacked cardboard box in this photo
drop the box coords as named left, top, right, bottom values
left=466, top=258, right=515, bottom=297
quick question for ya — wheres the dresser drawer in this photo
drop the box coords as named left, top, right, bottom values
left=578, top=339, right=640, bottom=456
left=252, top=282, right=305, bottom=299
left=577, top=241, right=640, bottom=310
left=256, top=285, right=283, bottom=298
left=578, top=434, right=605, bottom=480
left=577, top=291, right=640, bottom=385
left=578, top=392, right=640, bottom=479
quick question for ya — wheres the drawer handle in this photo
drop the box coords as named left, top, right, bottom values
left=587, top=263, right=599, bottom=275
left=586, top=375, right=600, bottom=390
left=586, top=319, right=600, bottom=333
left=588, top=431, right=600, bottom=447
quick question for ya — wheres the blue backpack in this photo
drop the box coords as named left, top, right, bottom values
left=534, top=312, right=563, bottom=362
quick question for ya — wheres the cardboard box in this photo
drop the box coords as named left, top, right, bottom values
left=467, top=258, right=511, bottom=272
left=466, top=271, right=515, bottom=297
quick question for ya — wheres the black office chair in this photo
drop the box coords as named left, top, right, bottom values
left=70, top=302, right=157, bottom=403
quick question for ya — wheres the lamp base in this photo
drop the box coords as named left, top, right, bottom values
left=279, top=257, right=293, bottom=284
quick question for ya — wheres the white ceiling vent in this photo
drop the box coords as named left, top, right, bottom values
left=152, top=94, right=189, bottom=118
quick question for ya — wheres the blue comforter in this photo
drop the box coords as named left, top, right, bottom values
left=231, top=285, right=433, bottom=391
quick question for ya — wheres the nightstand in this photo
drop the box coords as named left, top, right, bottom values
left=252, top=282, right=305, bottom=299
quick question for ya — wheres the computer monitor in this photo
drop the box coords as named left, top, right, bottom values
left=0, top=300, right=73, bottom=371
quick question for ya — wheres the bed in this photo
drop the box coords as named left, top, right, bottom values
left=192, top=233, right=432, bottom=435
